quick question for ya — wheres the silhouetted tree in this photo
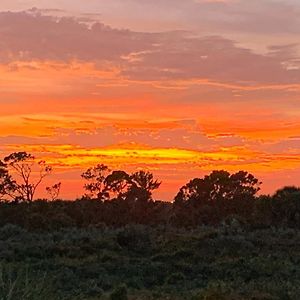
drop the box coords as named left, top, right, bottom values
left=1, top=152, right=52, bottom=202
left=0, top=160, right=15, bottom=201
left=81, top=163, right=162, bottom=204
left=173, top=170, right=261, bottom=225
left=121, top=171, right=161, bottom=223
left=176, top=170, right=260, bottom=204
left=105, top=171, right=131, bottom=200
left=1, top=168, right=300, bottom=229
left=272, top=186, right=300, bottom=227
left=46, top=182, right=62, bottom=201
left=81, top=164, right=110, bottom=200
left=273, top=186, right=300, bottom=201
left=253, top=194, right=273, bottom=227
left=129, top=170, right=161, bottom=201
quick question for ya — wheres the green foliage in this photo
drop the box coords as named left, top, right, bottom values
left=116, top=225, right=152, bottom=253
left=0, top=226, right=299, bottom=299
left=0, top=264, right=56, bottom=300
left=165, top=272, right=186, bottom=285
left=0, top=224, right=26, bottom=240
left=110, top=285, right=128, bottom=300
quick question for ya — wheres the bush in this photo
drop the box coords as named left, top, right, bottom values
left=0, top=264, right=56, bottom=300
left=110, top=285, right=128, bottom=300
left=193, top=281, right=236, bottom=300
left=116, top=225, right=152, bottom=253
left=0, top=224, right=26, bottom=240
left=165, top=272, right=186, bottom=285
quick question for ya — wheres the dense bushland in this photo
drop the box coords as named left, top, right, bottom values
left=0, top=225, right=300, bottom=300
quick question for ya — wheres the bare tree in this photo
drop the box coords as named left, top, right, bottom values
left=46, top=182, right=62, bottom=201
left=3, top=152, right=52, bottom=202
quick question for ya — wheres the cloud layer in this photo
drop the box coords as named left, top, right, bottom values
left=0, top=11, right=299, bottom=85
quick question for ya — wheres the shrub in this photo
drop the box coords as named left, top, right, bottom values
left=0, top=264, right=56, bottom=300
left=116, top=225, right=151, bottom=253
left=0, top=224, right=26, bottom=240
left=110, top=285, right=128, bottom=300
left=193, top=281, right=236, bottom=300
left=165, top=272, right=186, bottom=285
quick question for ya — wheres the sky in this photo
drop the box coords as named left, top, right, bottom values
left=0, top=0, right=300, bottom=200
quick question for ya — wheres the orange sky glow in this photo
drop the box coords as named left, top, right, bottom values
left=0, top=1, right=300, bottom=200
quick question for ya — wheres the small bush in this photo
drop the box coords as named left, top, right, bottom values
left=0, top=224, right=26, bottom=240
left=165, top=272, right=186, bottom=285
left=110, top=285, right=128, bottom=300
left=0, top=264, right=56, bottom=300
left=194, top=281, right=235, bottom=300
left=116, top=225, right=151, bottom=253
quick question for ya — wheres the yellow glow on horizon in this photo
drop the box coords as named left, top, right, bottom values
left=3, top=143, right=299, bottom=174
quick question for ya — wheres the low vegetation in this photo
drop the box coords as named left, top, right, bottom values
left=0, top=225, right=300, bottom=299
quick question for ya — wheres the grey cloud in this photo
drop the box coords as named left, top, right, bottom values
left=0, top=11, right=154, bottom=62
left=123, top=35, right=300, bottom=84
left=1, top=0, right=300, bottom=36
left=0, top=11, right=299, bottom=85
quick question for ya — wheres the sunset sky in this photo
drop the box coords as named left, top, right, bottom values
left=0, top=0, right=300, bottom=200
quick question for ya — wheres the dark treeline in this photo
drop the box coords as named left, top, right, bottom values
left=0, top=151, right=300, bottom=230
